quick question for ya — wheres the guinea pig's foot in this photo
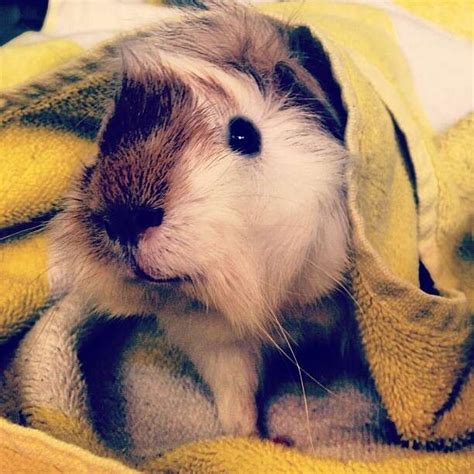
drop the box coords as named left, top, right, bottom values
left=217, top=395, right=258, bottom=437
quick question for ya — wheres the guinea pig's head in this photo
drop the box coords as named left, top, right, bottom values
left=55, top=4, right=350, bottom=335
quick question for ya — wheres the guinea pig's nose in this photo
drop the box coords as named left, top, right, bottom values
left=105, top=205, right=165, bottom=245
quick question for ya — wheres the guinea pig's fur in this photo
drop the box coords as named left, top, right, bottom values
left=49, top=2, right=351, bottom=435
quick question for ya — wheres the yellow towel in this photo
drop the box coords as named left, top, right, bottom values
left=0, top=1, right=472, bottom=472
left=0, top=416, right=472, bottom=474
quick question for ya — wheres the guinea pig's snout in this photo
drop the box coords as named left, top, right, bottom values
left=104, top=204, right=165, bottom=246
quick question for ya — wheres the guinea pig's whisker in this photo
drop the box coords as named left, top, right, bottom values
left=260, top=308, right=315, bottom=454
left=256, top=284, right=321, bottom=452
left=0, top=224, right=47, bottom=243
left=260, top=302, right=336, bottom=395
left=303, top=258, right=363, bottom=315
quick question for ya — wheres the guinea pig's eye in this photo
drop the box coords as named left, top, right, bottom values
left=227, top=116, right=261, bottom=157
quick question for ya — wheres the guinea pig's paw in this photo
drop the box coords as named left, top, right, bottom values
left=217, top=394, right=258, bottom=437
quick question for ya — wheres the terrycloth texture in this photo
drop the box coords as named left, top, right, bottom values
left=0, top=1, right=473, bottom=473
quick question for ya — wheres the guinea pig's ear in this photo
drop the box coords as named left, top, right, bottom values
left=277, top=25, right=347, bottom=142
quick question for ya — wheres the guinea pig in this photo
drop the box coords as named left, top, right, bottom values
left=48, top=2, right=350, bottom=436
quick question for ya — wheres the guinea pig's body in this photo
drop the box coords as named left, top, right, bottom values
left=47, top=3, right=351, bottom=435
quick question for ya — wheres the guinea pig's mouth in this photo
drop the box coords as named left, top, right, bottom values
left=146, top=275, right=191, bottom=284
left=130, top=261, right=191, bottom=285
